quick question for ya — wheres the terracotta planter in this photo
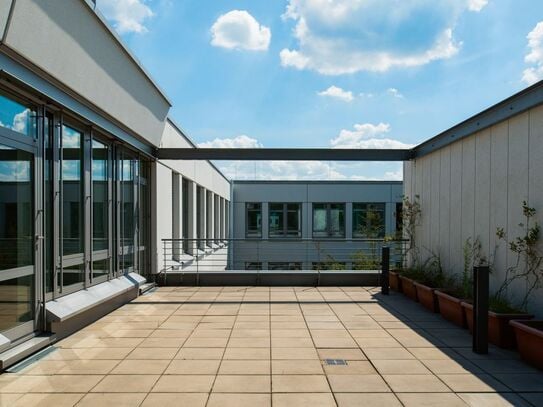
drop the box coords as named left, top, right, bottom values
left=399, top=275, right=418, bottom=302
left=461, top=302, right=533, bottom=349
left=389, top=271, right=402, bottom=292
left=510, top=320, right=543, bottom=370
left=435, top=290, right=466, bottom=328
left=414, top=282, right=439, bottom=313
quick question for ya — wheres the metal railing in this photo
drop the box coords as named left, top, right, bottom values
left=160, top=237, right=407, bottom=285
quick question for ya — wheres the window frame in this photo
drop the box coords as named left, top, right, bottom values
left=352, top=202, right=386, bottom=238
left=268, top=202, right=302, bottom=238
left=312, top=203, right=345, bottom=238
left=245, top=202, right=262, bottom=238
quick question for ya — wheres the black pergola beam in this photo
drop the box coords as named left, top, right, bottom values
left=156, top=148, right=413, bottom=161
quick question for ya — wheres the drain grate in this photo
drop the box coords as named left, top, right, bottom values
left=323, top=359, right=348, bottom=366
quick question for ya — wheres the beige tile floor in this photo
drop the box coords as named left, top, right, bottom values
left=1, top=286, right=542, bottom=406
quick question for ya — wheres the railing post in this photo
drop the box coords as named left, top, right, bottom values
left=196, top=240, right=200, bottom=286
left=473, top=266, right=489, bottom=354
left=381, top=246, right=390, bottom=295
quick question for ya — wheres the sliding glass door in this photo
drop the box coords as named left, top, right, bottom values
left=0, top=91, right=38, bottom=341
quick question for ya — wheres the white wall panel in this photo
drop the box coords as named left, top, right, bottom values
left=439, top=147, right=451, bottom=270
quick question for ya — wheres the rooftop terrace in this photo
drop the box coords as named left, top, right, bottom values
left=0, top=286, right=541, bottom=406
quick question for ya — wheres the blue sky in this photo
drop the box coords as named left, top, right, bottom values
left=96, top=0, right=543, bottom=180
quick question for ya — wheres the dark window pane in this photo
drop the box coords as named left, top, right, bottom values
left=353, top=203, right=385, bottom=238
left=92, top=258, right=110, bottom=279
left=268, top=204, right=283, bottom=237
left=0, top=93, right=36, bottom=137
left=0, top=144, right=33, bottom=270
left=245, top=262, right=262, bottom=270
left=0, top=275, right=33, bottom=331
left=286, top=204, right=301, bottom=237
left=62, top=263, right=85, bottom=287
left=121, top=155, right=135, bottom=270
left=62, top=125, right=83, bottom=256
left=246, top=203, right=261, bottom=237
left=92, top=140, right=108, bottom=251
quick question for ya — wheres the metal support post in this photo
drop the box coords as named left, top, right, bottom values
left=473, top=266, right=489, bottom=354
left=381, top=246, right=390, bottom=295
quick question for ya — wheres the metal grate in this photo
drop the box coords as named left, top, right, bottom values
left=323, top=359, right=348, bottom=366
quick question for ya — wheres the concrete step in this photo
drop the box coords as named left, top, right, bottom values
left=139, top=282, right=156, bottom=295
left=0, top=334, right=56, bottom=370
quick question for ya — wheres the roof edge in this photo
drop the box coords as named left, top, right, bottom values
left=412, top=79, right=543, bottom=158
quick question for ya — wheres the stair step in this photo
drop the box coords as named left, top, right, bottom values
left=0, top=335, right=56, bottom=370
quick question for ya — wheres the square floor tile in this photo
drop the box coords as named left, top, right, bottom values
left=335, top=393, right=402, bottom=407
left=207, top=393, right=271, bottom=407
left=383, top=375, right=450, bottom=392
left=327, top=374, right=390, bottom=393
left=91, top=375, right=159, bottom=393
left=165, top=359, right=220, bottom=375
left=272, top=375, right=330, bottom=393
left=141, top=393, right=208, bottom=407
left=213, top=375, right=270, bottom=393
left=438, top=374, right=510, bottom=392
left=75, top=393, right=145, bottom=407
left=272, top=393, right=336, bottom=407
left=219, top=360, right=270, bottom=375
left=152, top=375, right=215, bottom=392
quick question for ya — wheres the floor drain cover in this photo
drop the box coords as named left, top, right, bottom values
left=324, top=359, right=347, bottom=366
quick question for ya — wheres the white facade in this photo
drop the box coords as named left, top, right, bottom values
left=404, top=103, right=543, bottom=317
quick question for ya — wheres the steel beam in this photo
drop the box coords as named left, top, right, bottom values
left=156, top=148, right=412, bottom=161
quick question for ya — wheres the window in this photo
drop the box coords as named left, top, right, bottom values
left=0, top=92, right=36, bottom=138
left=246, top=203, right=262, bottom=237
left=268, top=262, right=302, bottom=270
left=313, top=203, right=345, bottom=238
left=353, top=203, right=386, bottom=238
left=92, top=140, right=109, bottom=252
left=269, top=203, right=301, bottom=238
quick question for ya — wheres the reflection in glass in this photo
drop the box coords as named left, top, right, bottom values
left=269, top=204, right=284, bottom=237
left=312, top=204, right=327, bottom=237
left=0, top=275, right=33, bottom=331
left=45, top=116, right=54, bottom=293
left=329, top=204, right=345, bottom=237
left=246, top=203, right=261, bottom=237
left=0, top=93, right=36, bottom=137
left=353, top=203, right=385, bottom=238
left=92, top=258, right=110, bottom=280
left=62, top=264, right=85, bottom=287
left=0, top=144, right=32, bottom=270
left=121, top=155, right=134, bottom=271
left=62, top=125, right=83, bottom=256
left=92, top=140, right=108, bottom=251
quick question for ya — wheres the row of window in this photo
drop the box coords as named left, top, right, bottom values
left=246, top=202, right=393, bottom=238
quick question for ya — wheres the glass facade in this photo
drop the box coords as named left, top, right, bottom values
left=0, top=85, right=153, bottom=342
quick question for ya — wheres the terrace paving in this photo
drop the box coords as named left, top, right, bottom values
left=0, top=286, right=542, bottom=406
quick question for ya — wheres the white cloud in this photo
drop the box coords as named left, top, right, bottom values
left=387, top=88, right=404, bottom=99
left=522, top=21, right=543, bottom=85
left=97, top=0, right=154, bottom=34
left=279, top=0, right=476, bottom=75
left=467, top=0, right=488, bottom=12
left=330, top=122, right=414, bottom=149
left=318, top=85, right=354, bottom=102
left=198, top=135, right=262, bottom=148
left=211, top=10, right=271, bottom=51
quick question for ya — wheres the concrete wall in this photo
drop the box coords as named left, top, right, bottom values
left=154, top=121, right=231, bottom=273
left=1, top=0, right=170, bottom=147
left=404, top=105, right=543, bottom=317
left=231, top=181, right=403, bottom=270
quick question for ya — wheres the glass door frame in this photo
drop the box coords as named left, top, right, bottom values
left=0, top=90, right=43, bottom=342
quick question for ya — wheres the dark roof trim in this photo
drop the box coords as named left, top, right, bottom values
left=232, top=180, right=402, bottom=185
left=412, top=79, right=543, bottom=158
left=156, top=148, right=412, bottom=161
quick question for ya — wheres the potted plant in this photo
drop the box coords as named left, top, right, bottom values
left=435, top=237, right=483, bottom=328
left=399, top=267, right=422, bottom=302
left=510, top=320, right=543, bottom=370
left=495, top=202, right=543, bottom=356
left=413, top=255, right=444, bottom=313
left=461, top=296, right=533, bottom=348
left=389, top=270, right=402, bottom=292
